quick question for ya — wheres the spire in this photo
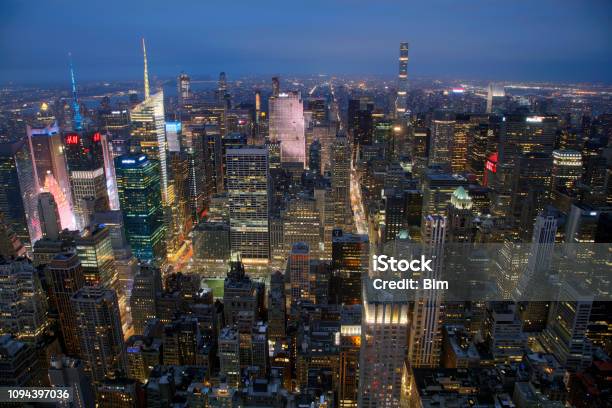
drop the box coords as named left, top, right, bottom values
left=69, top=53, right=83, bottom=131
left=142, top=38, right=150, bottom=99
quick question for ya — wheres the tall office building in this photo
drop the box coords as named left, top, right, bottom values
left=409, top=215, right=446, bottom=368
left=71, top=285, right=126, bottom=383
left=46, top=253, right=85, bottom=356
left=26, top=121, right=74, bottom=230
left=331, top=135, right=352, bottom=231
left=64, top=131, right=110, bottom=229
left=38, top=192, right=62, bottom=240
left=75, top=225, right=116, bottom=288
left=115, top=154, right=166, bottom=264
left=218, top=326, right=240, bottom=387
left=130, top=264, right=162, bottom=335
left=282, top=194, right=322, bottom=257
left=0, top=258, right=48, bottom=341
left=395, top=42, right=409, bottom=116
left=331, top=229, right=369, bottom=305
left=287, top=242, right=311, bottom=306
left=486, top=83, right=505, bottom=113
left=269, top=91, right=306, bottom=166
left=359, top=286, right=410, bottom=407
left=498, top=114, right=557, bottom=167
left=428, top=110, right=455, bottom=168
left=542, top=281, right=593, bottom=372
left=177, top=73, right=191, bottom=106
left=226, top=147, right=270, bottom=264
left=0, top=140, right=42, bottom=248
left=551, top=149, right=582, bottom=191
left=271, top=76, right=280, bottom=97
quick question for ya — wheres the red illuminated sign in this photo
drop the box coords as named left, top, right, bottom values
left=485, top=152, right=498, bottom=173
left=65, top=133, right=80, bottom=145
left=92, top=132, right=101, bottom=142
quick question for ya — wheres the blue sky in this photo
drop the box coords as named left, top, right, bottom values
left=1, top=0, right=611, bottom=84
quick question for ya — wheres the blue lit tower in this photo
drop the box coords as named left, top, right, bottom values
left=69, top=53, right=83, bottom=131
left=115, top=154, right=166, bottom=264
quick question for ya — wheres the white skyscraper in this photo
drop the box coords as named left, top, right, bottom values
left=269, top=91, right=306, bottom=166
left=226, top=147, right=270, bottom=264
left=409, top=215, right=446, bottom=368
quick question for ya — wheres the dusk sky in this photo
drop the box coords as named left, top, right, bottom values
left=1, top=0, right=611, bottom=84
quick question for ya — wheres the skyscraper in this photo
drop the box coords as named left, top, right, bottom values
left=26, top=121, right=74, bottom=230
left=409, top=215, right=446, bottom=368
left=226, top=147, right=270, bottom=264
left=551, top=149, right=582, bottom=192
left=0, top=258, right=48, bottom=341
left=71, top=285, right=126, bottom=383
left=428, top=110, right=455, bottom=168
left=46, top=253, right=85, bottom=356
left=269, top=91, right=306, bottom=166
left=0, top=140, right=42, bottom=248
left=130, top=264, right=162, bottom=335
left=287, top=242, right=311, bottom=307
left=331, top=135, right=352, bottom=231
left=395, top=42, right=409, bottom=116
left=177, top=73, right=191, bottom=106
left=359, top=286, right=410, bottom=407
left=331, top=229, right=369, bottom=305
left=64, top=131, right=110, bottom=229
left=115, top=154, right=166, bottom=264
left=542, top=281, right=593, bottom=372
left=75, top=225, right=116, bottom=288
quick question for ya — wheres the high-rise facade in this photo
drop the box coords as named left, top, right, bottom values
left=130, top=264, right=162, bottom=335
left=428, top=110, right=455, bottom=168
left=269, top=92, right=306, bottom=166
left=0, top=140, right=42, bottom=248
left=38, top=192, right=62, bottom=240
left=331, top=135, right=352, bottom=231
left=115, top=154, right=166, bottom=264
left=331, top=229, right=369, bottom=305
left=359, top=286, right=410, bottom=407
left=226, top=147, right=270, bottom=264
left=26, top=122, right=74, bottom=230
left=64, top=131, right=110, bottom=229
left=75, top=225, right=116, bottom=288
left=46, top=253, right=85, bottom=356
left=287, top=242, right=311, bottom=306
left=395, top=42, right=409, bottom=116
left=71, top=285, right=126, bottom=384
left=0, top=258, right=48, bottom=341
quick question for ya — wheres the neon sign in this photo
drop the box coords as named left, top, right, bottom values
left=65, top=133, right=80, bottom=145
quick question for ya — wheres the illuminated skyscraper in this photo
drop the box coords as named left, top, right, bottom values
left=226, top=147, right=270, bottom=264
left=0, top=258, right=48, bottom=341
left=64, top=131, right=110, bottom=229
left=542, top=281, right=593, bottom=372
left=177, top=73, right=191, bottom=106
left=551, top=149, right=582, bottom=192
left=395, top=42, right=409, bottom=116
left=271, top=76, right=280, bottom=97
left=75, top=225, right=116, bottom=288
left=498, top=114, right=557, bottom=167
left=71, top=285, right=126, bottom=383
left=331, top=135, right=352, bottom=231
left=486, top=83, right=505, bottom=113
left=26, top=121, right=74, bottom=230
left=269, top=91, right=306, bottom=166
left=0, top=140, right=41, bottom=248
left=409, top=215, right=446, bottom=368
left=287, top=242, right=311, bottom=306
left=115, top=154, right=166, bottom=264
left=428, top=110, right=455, bottom=168
left=359, top=285, right=410, bottom=407
left=46, top=253, right=85, bottom=356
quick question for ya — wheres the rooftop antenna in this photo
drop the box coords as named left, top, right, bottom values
left=69, top=52, right=83, bottom=131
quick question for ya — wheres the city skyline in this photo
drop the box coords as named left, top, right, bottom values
left=2, top=0, right=612, bottom=84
